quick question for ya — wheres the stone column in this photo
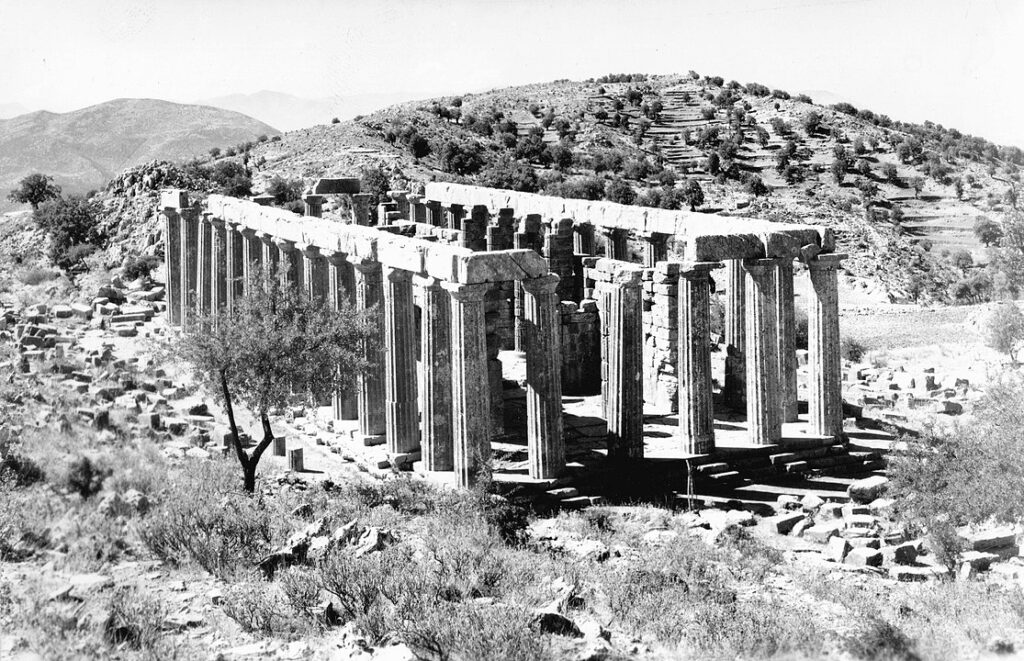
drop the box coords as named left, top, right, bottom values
left=808, top=254, right=845, bottom=439
left=240, top=228, right=262, bottom=296
left=196, top=213, right=213, bottom=314
left=382, top=267, right=419, bottom=454
left=447, top=204, right=465, bottom=231
left=640, top=232, right=667, bottom=268
left=512, top=232, right=528, bottom=352
left=301, top=245, right=328, bottom=302
left=417, top=276, right=453, bottom=471
left=601, top=227, right=626, bottom=260
left=425, top=200, right=443, bottom=226
left=678, top=262, right=721, bottom=454
left=352, top=260, right=386, bottom=444
left=573, top=223, right=595, bottom=256
left=162, top=209, right=182, bottom=325
left=276, top=239, right=302, bottom=290
left=259, top=232, right=280, bottom=278
left=303, top=194, right=324, bottom=218
left=743, top=259, right=782, bottom=445
left=444, top=282, right=492, bottom=487
left=775, top=258, right=799, bottom=423
left=179, top=207, right=200, bottom=324
left=603, top=268, right=645, bottom=459
left=325, top=251, right=358, bottom=421
left=352, top=193, right=373, bottom=226
left=724, top=259, right=746, bottom=409
left=407, top=194, right=426, bottom=223
left=225, top=222, right=244, bottom=311
left=210, top=219, right=228, bottom=313
left=521, top=275, right=565, bottom=479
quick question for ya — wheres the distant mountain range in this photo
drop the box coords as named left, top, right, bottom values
left=0, top=102, right=29, bottom=119
left=195, top=90, right=417, bottom=132
left=0, top=98, right=277, bottom=206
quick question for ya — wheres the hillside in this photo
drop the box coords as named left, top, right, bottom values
left=0, top=98, right=278, bottom=208
left=238, top=73, right=1022, bottom=303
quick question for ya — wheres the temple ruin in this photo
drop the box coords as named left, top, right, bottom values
left=160, top=179, right=845, bottom=488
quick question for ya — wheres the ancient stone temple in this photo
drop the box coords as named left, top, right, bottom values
left=160, top=178, right=845, bottom=487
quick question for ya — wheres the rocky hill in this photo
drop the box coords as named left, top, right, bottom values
left=0, top=98, right=278, bottom=208
left=237, top=73, right=1022, bottom=303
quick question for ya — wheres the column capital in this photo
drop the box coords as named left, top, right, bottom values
left=302, top=194, right=324, bottom=204
left=258, top=231, right=276, bottom=245
left=598, top=226, right=617, bottom=237
left=679, top=261, right=724, bottom=279
left=520, top=274, right=560, bottom=295
left=210, top=218, right=226, bottom=230
left=806, top=253, right=847, bottom=270
left=349, top=258, right=379, bottom=274
left=413, top=274, right=443, bottom=290
left=274, top=238, right=296, bottom=252
left=239, top=226, right=258, bottom=239
left=742, top=257, right=779, bottom=275
left=322, top=249, right=348, bottom=265
left=406, top=194, right=423, bottom=205
left=383, top=265, right=413, bottom=283
left=298, top=243, right=321, bottom=258
left=442, top=281, right=489, bottom=302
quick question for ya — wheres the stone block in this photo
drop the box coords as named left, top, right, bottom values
left=824, top=536, right=851, bottom=563
left=848, top=475, right=888, bottom=503
left=804, top=520, right=845, bottom=543
left=845, top=547, right=882, bottom=567
left=881, top=542, right=919, bottom=566
left=763, top=512, right=806, bottom=535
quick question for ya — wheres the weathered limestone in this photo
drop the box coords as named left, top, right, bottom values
left=600, top=227, right=626, bottom=261
left=352, top=193, right=373, bottom=226
left=225, top=222, right=244, bottom=310
left=240, top=227, right=261, bottom=297
left=259, top=232, right=280, bottom=276
left=416, top=276, right=453, bottom=471
left=808, top=254, right=846, bottom=438
left=521, top=274, right=565, bottom=478
left=382, top=266, right=419, bottom=454
left=275, top=238, right=302, bottom=289
left=301, top=245, right=328, bottom=302
left=678, top=262, right=721, bottom=454
left=196, top=214, right=213, bottom=314
left=743, top=259, right=782, bottom=445
left=210, top=219, right=228, bottom=312
left=425, top=200, right=443, bottom=226
left=447, top=204, right=465, bottom=231
left=573, top=223, right=596, bottom=256
left=445, top=282, right=492, bottom=487
left=162, top=208, right=182, bottom=325
left=324, top=250, right=358, bottom=421
left=303, top=194, right=324, bottom=218
left=512, top=231, right=528, bottom=352
left=724, top=259, right=746, bottom=408
left=640, top=232, right=668, bottom=268
left=352, top=260, right=386, bottom=444
left=775, top=259, right=798, bottom=423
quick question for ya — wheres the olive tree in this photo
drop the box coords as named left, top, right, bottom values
left=987, top=303, right=1024, bottom=363
left=175, top=266, right=380, bottom=492
left=8, top=173, right=62, bottom=209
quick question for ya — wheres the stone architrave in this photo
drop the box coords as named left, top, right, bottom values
left=743, top=258, right=782, bottom=445
left=351, top=259, right=386, bottom=444
left=775, top=258, right=798, bottom=423
left=196, top=213, right=213, bottom=314
left=300, top=245, right=328, bottom=302
left=162, top=209, right=182, bottom=325
left=444, top=282, right=492, bottom=487
left=679, top=262, right=722, bottom=454
left=324, top=250, right=358, bottom=421
left=210, top=218, right=228, bottom=313
left=521, top=274, right=565, bottom=479
left=225, top=222, right=244, bottom=311
left=808, top=254, right=846, bottom=439
left=416, top=276, right=453, bottom=471
left=724, top=259, right=746, bottom=409
left=382, top=266, right=419, bottom=454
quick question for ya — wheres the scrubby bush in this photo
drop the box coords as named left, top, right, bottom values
left=122, top=254, right=161, bottom=282
left=479, top=156, right=539, bottom=193
left=34, top=194, right=105, bottom=270
left=840, top=336, right=867, bottom=361
left=265, top=175, right=305, bottom=205
left=64, top=455, right=108, bottom=499
left=986, top=303, right=1024, bottom=362
left=605, top=178, right=636, bottom=205
left=8, top=173, right=62, bottom=209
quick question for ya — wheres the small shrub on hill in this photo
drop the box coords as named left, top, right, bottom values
left=34, top=194, right=105, bottom=270
left=122, top=255, right=160, bottom=282
left=987, top=303, right=1024, bottom=362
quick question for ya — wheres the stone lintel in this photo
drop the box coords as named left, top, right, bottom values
left=808, top=253, right=848, bottom=269
left=312, top=178, right=361, bottom=195
left=160, top=189, right=189, bottom=210
left=678, top=261, right=724, bottom=278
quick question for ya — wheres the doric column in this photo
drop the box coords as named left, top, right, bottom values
left=447, top=204, right=465, bottom=230
left=275, top=238, right=302, bottom=290
left=424, top=200, right=443, bottom=226
left=444, top=282, right=492, bottom=487
left=512, top=232, right=528, bottom=352
left=416, top=276, right=453, bottom=471
left=775, top=258, right=798, bottom=423
left=679, top=262, right=721, bottom=454
left=601, top=267, right=645, bottom=459
left=807, top=254, right=846, bottom=439
left=210, top=219, right=228, bottom=313
left=179, top=207, right=200, bottom=324
left=573, top=223, right=596, bottom=256
left=225, top=222, right=244, bottom=311
left=352, top=193, right=373, bottom=226
left=407, top=194, right=426, bottom=223
left=351, top=259, right=386, bottom=444
left=240, top=228, right=261, bottom=296
left=600, top=227, right=626, bottom=261
left=300, top=245, right=328, bottom=302
left=325, top=251, right=357, bottom=421
left=196, top=213, right=213, bottom=314
left=743, top=258, right=782, bottom=445
left=259, top=232, right=280, bottom=278
left=521, top=274, right=565, bottom=478
left=162, top=209, right=182, bottom=325
left=640, top=232, right=667, bottom=268
left=724, top=259, right=746, bottom=409
left=303, top=194, right=324, bottom=218
left=382, top=267, right=419, bottom=454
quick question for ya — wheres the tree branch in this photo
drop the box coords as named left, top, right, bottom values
left=220, top=367, right=249, bottom=470
left=249, top=412, right=276, bottom=466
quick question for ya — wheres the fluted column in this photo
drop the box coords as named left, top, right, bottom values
left=162, top=209, right=182, bottom=325
left=424, top=200, right=443, bottom=226
left=196, top=213, right=212, bottom=314
left=743, top=259, right=782, bottom=445
left=303, top=194, right=324, bottom=218
left=521, top=274, right=565, bottom=478
left=600, top=228, right=624, bottom=260
left=240, top=228, right=261, bottom=296
left=225, top=222, right=244, bottom=311
left=640, top=232, right=667, bottom=268
left=573, top=223, right=595, bottom=256
left=352, top=259, right=386, bottom=444
left=679, top=262, right=721, bottom=454
left=775, top=259, right=798, bottom=423
left=325, top=251, right=358, bottom=421
left=275, top=239, right=302, bottom=290
left=417, top=276, right=453, bottom=471
left=210, top=219, right=228, bottom=313
left=808, top=254, right=845, bottom=439
left=724, top=259, right=746, bottom=409
left=259, top=232, right=280, bottom=279
left=512, top=232, right=528, bottom=352
left=602, top=269, right=645, bottom=459
left=382, top=267, right=419, bottom=454
left=447, top=204, right=465, bottom=230
left=444, top=282, right=492, bottom=487
left=352, top=193, right=373, bottom=226
left=300, top=245, right=328, bottom=302
left=407, top=194, right=426, bottom=223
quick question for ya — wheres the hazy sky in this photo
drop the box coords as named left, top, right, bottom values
left=2, top=0, right=1022, bottom=146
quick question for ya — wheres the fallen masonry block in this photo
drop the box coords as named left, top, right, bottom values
left=889, top=565, right=946, bottom=582
left=959, top=527, right=1017, bottom=552
left=881, top=542, right=919, bottom=565
left=845, top=547, right=883, bottom=567
left=804, top=520, right=846, bottom=543
left=849, top=537, right=881, bottom=549
left=848, top=475, right=888, bottom=503
left=288, top=448, right=304, bottom=472
left=825, top=536, right=851, bottom=563
left=165, top=418, right=188, bottom=435
left=273, top=437, right=287, bottom=456
left=763, top=512, right=806, bottom=535
left=960, top=551, right=999, bottom=571
left=71, top=303, right=92, bottom=320
left=52, top=304, right=73, bottom=319
left=138, top=412, right=161, bottom=430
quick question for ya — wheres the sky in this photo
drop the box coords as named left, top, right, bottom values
left=1, top=0, right=1022, bottom=146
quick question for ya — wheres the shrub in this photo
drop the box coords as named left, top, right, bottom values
left=986, top=303, right=1024, bottom=361
left=33, top=195, right=105, bottom=269
left=974, top=216, right=1003, bottom=246
left=209, top=147, right=221, bottom=158
left=840, top=336, right=866, bottom=361
left=64, top=455, right=108, bottom=498
left=8, top=173, right=62, bottom=209
left=605, top=178, right=636, bottom=205
left=265, top=175, right=305, bottom=205
left=18, top=268, right=59, bottom=286
left=479, top=156, right=539, bottom=193
left=122, top=254, right=160, bottom=282
left=103, top=587, right=165, bottom=651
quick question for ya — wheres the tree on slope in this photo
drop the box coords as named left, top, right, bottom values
left=987, top=303, right=1024, bottom=363
left=175, top=266, right=380, bottom=493
left=8, top=173, right=62, bottom=209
